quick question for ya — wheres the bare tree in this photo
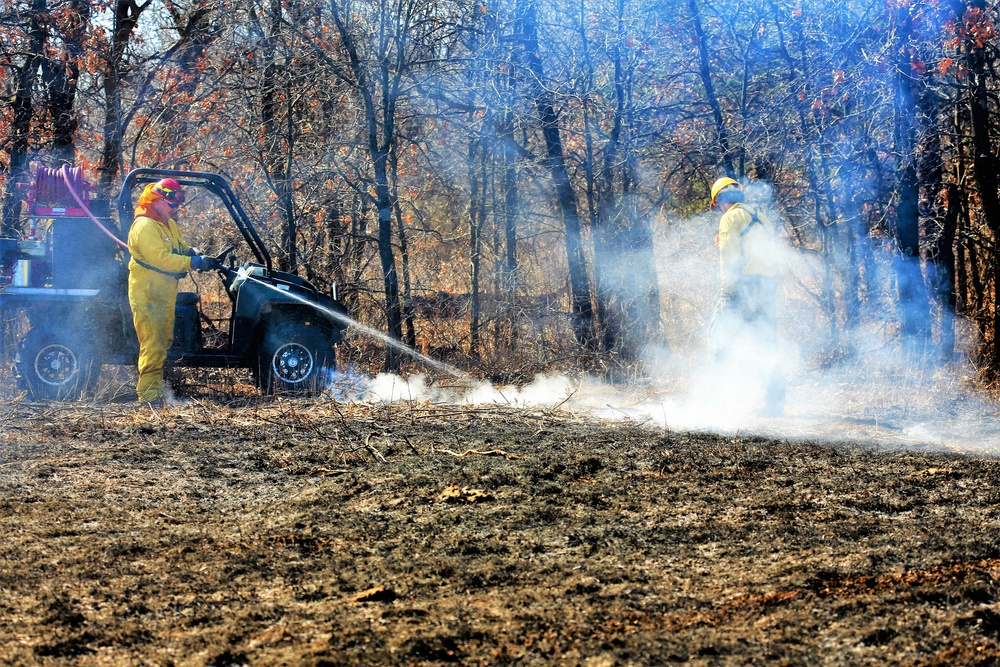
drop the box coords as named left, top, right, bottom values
left=687, top=0, right=735, bottom=177
left=1, top=0, right=47, bottom=236
left=96, top=0, right=151, bottom=198
left=961, top=0, right=1000, bottom=368
left=890, top=2, right=932, bottom=352
left=514, top=0, right=597, bottom=349
left=316, top=0, right=450, bottom=371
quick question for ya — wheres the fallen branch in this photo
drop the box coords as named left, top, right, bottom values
left=410, top=407, right=520, bottom=420
left=305, top=467, right=353, bottom=477
left=434, top=447, right=522, bottom=460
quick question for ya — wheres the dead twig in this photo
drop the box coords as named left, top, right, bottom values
left=435, top=447, right=522, bottom=460
left=364, top=433, right=388, bottom=463
left=324, top=400, right=362, bottom=438
left=253, top=410, right=347, bottom=444
left=410, top=407, right=518, bottom=420
left=551, top=387, right=578, bottom=412
left=399, top=433, right=420, bottom=455
left=147, top=404, right=163, bottom=423
left=305, top=467, right=353, bottom=477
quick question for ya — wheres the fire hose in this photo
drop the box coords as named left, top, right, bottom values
left=51, top=165, right=129, bottom=251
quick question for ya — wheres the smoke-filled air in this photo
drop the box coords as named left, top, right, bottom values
left=336, top=182, right=1000, bottom=454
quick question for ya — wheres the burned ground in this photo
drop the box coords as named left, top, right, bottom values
left=1, top=399, right=1000, bottom=666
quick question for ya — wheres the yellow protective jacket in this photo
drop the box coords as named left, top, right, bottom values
left=127, top=215, right=195, bottom=277
left=127, top=214, right=195, bottom=402
left=717, top=203, right=778, bottom=296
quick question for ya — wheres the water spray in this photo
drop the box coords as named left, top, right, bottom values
left=244, top=275, right=470, bottom=380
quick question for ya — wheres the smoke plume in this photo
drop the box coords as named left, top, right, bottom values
left=331, top=184, right=1000, bottom=454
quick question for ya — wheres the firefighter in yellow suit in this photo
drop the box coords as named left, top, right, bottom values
left=127, top=178, right=218, bottom=404
left=710, top=177, right=786, bottom=416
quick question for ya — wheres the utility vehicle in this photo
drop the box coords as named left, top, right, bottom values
left=0, top=167, right=348, bottom=399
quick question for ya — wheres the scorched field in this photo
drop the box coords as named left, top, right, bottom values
left=2, top=397, right=1000, bottom=666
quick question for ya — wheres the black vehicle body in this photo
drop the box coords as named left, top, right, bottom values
left=0, top=168, right=349, bottom=399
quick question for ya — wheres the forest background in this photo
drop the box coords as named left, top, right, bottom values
left=2, top=0, right=999, bottom=385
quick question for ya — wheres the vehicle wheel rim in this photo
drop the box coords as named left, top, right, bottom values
left=272, top=343, right=314, bottom=384
left=34, top=344, right=79, bottom=387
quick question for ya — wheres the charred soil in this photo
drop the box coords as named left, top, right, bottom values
left=1, top=399, right=1000, bottom=666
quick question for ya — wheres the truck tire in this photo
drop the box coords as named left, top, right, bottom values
left=256, top=325, right=334, bottom=395
left=15, top=328, right=99, bottom=400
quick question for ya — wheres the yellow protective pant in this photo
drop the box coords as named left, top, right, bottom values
left=128, top=267, right=178, bottom=402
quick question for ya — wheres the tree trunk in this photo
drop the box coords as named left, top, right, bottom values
left=515, top=0, right=596, bottom=349
left=936, top=185, right=960, bottom=360
left=159, top=5, right=219, bottom=140
left=97, top=0, right=149, bottom=199
left=499, top=108, right=520, bottom=351
left=688, top=0, right=735, bottom=177
left=281, top=85, right=296, bottom=273
left=967, top=234, right=985, bottom=331
left=963, top=0, right=1000, bottom=369
left=843, top=216, right=862, bottom=326
left=891, top=7, right=932, bottom=353
left=42, top=0, right=89, bottom=166
left=390, top=141, right=416, bottom=349
left=1, top=0, right=47, bottom=238
left=329, top=0, right=404, bottom=372
left=917, top=77, right=957, bottom=361
left=373, top=154, right=404, bottom=372
left=592, top=0, right=661, bottom=360
left=956, top=233, right=968, bottom=317
left=468, top=128, right=484, bottom=358
left=346, top=192, right=370, bottom=315
left=259, top=0, right=296, bottom=273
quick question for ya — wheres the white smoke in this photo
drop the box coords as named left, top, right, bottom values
left=353, top=372, right=578, bottom=408
left=329, top=356, right=1000, bottom=452
left=331, top=366, right=999, bottom=452
left=327, top=185, right=1000, bottom=454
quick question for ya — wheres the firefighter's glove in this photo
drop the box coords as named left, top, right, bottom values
left=187, top=247, right=199, bottom=257
left=191, top=255, right=221, bottom=272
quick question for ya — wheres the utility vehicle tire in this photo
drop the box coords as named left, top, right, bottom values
left=15, top=328, right=99, bottom=400
left=256, top=325, right=334, bottom=395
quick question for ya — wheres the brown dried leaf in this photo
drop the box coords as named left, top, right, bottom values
left=437, top=484, right=493, bottom=503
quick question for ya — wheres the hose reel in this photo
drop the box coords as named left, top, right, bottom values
left=28, top=166, right=93, bottom=211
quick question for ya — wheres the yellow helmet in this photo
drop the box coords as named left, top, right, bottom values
left=710, top=177, right=743, bottom=207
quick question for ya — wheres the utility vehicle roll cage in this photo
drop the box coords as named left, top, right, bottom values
left=117, top=169, right=273, bottom=274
